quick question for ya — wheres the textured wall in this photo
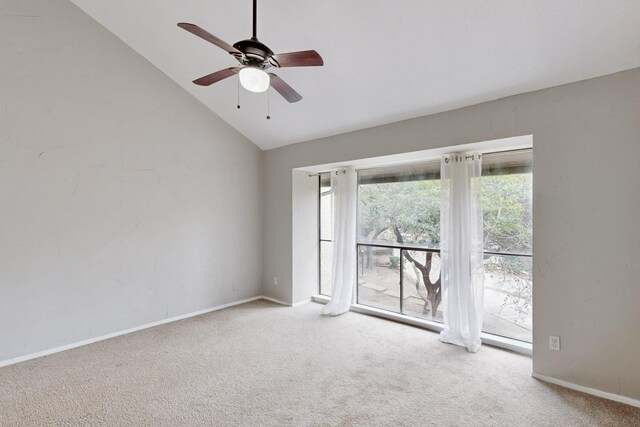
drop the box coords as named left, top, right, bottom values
left=0, top=0, right=263, bottom=361
left=263, top=68, right=640, bottom=401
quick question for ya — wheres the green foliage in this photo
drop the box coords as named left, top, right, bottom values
left=358, top=180, right=441, bottom=247
left=358, top=173, right=533, bottom=319
left=388, top=255, right=400, bottom=269
left=358, top=173, right=532, bottom=255
left=482, top=174, right=532, bottom=254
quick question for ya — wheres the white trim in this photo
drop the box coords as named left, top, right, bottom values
left=260, top=295, right=292, bottom=307
left=0, top=296, right=269, bottom=369
left=292, top=298, right=312, bottom=307
left=312, top=295, right=331, bottom=303
left=311, top=295, right=532, bottom=356
left=532, top=373, right=640, bottom=409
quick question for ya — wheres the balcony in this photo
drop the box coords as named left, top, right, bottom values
left=351, top=243, right=532, bottom=343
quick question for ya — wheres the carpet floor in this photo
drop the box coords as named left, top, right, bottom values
left=1, top=300, right=639, bottom=426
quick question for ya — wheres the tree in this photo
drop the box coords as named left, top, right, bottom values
left=482, top=174, right=532, bottom=254
left=392, top=225, right=441, bottom=318
left=358, top=180, right=441, bottom=247
left=482, top=174, right=532, bottom=321
left=359, top=180, right=442, bottom=317
left=357, top=173, right=532, bottom=320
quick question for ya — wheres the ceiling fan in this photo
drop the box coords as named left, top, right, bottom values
left=178, top=0, right=324, bottom=103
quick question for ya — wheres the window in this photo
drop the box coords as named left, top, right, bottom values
left=480, top=151, right=533, bottom=342
left=318, top=149, right=533, bottom=343
left=356, top=161, right=443, bottom=319
left=319, top=173, right=332, bottom=296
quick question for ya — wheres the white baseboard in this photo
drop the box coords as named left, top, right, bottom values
left=292, top=298, right=311, bottom=307
left=6, top=298, right=639, bottom=410
left=310, top=295, right=532, bottom=356
left=261, top=296, right=292, bottom=307
left=0, top=295, right=268, bottom=369
left=532, top=373, right=640, bottom=408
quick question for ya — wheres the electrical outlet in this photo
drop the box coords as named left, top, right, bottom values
left=549, top=335, right=560, bottom=351
left=273, top=277, right=278, bottom=286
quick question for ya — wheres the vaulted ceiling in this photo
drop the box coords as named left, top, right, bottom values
left=71, top=0, right=640, bottom=149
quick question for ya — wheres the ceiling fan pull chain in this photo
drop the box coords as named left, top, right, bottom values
left=237, top=78, right=241, bottom=109
left=177, top=0, right=323, bottom=103
left=266, top=89, right=271, bottom=120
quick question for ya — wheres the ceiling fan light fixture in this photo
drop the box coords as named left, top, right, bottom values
left=239, top=67, right=270, bottom=93
left=177, top=0, right=323, bottom=103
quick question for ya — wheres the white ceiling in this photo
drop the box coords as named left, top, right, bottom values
left=70, top=0, right=640, bottom=150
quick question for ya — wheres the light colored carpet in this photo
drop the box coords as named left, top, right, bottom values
left=1, top=300, right=639, bottom=426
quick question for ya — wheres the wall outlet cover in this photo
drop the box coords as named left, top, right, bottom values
left=549, top=335, right=561, bottom=351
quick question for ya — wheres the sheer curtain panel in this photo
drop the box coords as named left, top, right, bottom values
left=439, top=153, right=484, bottom=352
left=323, top=167, right=357, bottom=315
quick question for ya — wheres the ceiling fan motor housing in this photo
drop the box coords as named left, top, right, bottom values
left=233, top=38, right=274, bottom=69
left=177, top=0, right=322, bottom=103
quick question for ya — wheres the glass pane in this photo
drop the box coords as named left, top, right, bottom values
left=357, top=245, right=400, bottom=313
left=482, top=172, right=532, bottom=255
left=358, top=180, right=441, bottom=248
left=320, top=187, right=333, bottom=240
left=482, top=254, right=532, bottom=343
left=401, top=250, right=443, bottom=322
left=320, top=241, right=333, bottom=296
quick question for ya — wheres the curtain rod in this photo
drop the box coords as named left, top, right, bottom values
left=307, top=147, right=532, bottom=177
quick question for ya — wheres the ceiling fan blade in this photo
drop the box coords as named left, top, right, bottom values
left=177, top=23, right=242, bottom=55
left=268, top=73, right=302, bottom=103
left=193, top=67, right=241, bottom=86
left=270, top=50, right=324, bottom=68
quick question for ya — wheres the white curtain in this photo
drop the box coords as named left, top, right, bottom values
left=439, top=153, right=484, bottom=352
left=323, top=167, right=357, bottom=316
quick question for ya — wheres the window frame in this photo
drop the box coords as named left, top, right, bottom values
left=316, top=148, right=533, bottom=351
left=318, top=173, right=333, bottom=296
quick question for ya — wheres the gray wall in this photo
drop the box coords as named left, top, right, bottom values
left=0, top=0, right=263, bottom=361
left=263, top=68, right=640, bottom=400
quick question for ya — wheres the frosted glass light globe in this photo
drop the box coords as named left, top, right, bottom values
left=239, top=67, right=270, bottom=93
